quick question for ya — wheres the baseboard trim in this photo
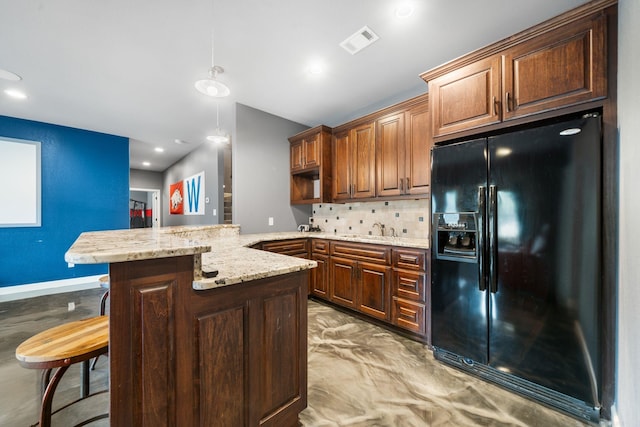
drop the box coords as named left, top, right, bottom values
left=0, top=275, right=104, bottom=302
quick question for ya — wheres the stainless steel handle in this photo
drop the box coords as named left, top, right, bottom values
left=406, top=177, right=411, bottom=191
left=488, top=185, right=498, bottom=294
left=477, top=186, right=487, bottom=292
left=493, top=96, right=498, bottom=116
left=400, top=178, right=404, bottom=192
left=505, top=92, right=512, bottom=113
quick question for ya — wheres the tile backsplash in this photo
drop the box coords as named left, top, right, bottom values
left=311, top=199, right=429, bottom=239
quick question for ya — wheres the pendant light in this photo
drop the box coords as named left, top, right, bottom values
left=195, top=3, right=230, bottom=98
left=207, top=102, right=229, bottom=144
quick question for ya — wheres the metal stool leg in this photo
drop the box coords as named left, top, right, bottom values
left=80, top=360, right=90, bottom=398
left=40, top=365, right=69, bottom=427
left=91, top=290, right=110, bottom=371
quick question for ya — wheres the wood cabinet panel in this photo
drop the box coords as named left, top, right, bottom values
left=331, top=241, right=391, bottom=264
left=311, top=239, right=329, bottom=255
left=197, top=307, right=246, bottom=426
left=404, top=103, right=432, bottom=195
left=332, top=130, right=351, bottom=201
left=392, top=298, right=426, bottom=335
left=262, top=239, right=309, bottom=257
left=358, top=262, right=391, bottom=321
left=376, top=113, right=405, bottom=197
left=393, top=270, right=426, bottom=302
left=259, top=292, right=302, bottom=421
left=393, top=248, right=427, bottom=271
left=352, top=122, right=376, bottom=199
left=430, top=56, right=502, bottom=137
left=310, top=253, right=329, bottom=298
left=290, top=140, right=304, bottom=171
left=110, top=257, right=307, bottom=427
left=330, top=257, right=358, bottom=309
left=503, top=13, right=606, bottom=120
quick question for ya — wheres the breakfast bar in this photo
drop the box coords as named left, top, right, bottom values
left=65, top=225, right=316, bottom=427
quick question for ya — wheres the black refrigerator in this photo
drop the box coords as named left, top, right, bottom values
left=430, top=113, right=602, bottom=422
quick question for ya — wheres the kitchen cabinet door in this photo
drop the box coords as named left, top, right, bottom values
left=376, top=113, right=405, bottom=197
left=429, top=56, right=502, bottom=138
left=310, top=253, right=329, bottom=298
left=357, top=261, right=391, bottom=321
left=329, top=257, right=358, bottom=309
left=351, top=122, right=376, bottom=199
left=332, top=130, right=352, bottom=201
left=404, top=103, right=432, bottom=195
left=502, top=12, right=606, bottom=121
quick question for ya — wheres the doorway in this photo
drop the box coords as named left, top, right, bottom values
left=129, top=188, right=160, bottom=228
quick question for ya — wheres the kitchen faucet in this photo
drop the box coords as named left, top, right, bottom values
left=372, top=222, right=385, bottom=236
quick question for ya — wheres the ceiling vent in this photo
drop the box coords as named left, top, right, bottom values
left=340, top=26, right=380, bottom=55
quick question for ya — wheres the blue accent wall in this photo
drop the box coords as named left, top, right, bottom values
left=0, top=116, right=129, bottom=287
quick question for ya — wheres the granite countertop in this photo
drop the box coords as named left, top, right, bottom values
left=65, top=226, right=429, bottom=291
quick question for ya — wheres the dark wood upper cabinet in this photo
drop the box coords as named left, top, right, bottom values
left=332, top=122, right=376, bottom=201
left=429, top=56, right=502, bottom=138
left=376, top=112, right=406, bottom=197
left=502, top=12, right=606, bottom=120
left=289, top=125, right=332, bottom=204
left=422, top=1, right=611, bottom=140
left=404, top=102, right=432, bottom=195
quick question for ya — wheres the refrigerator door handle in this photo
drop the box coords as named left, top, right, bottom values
left=489, top=185, right=498, bottom=293
left=477, top=186, right=487, bottom=291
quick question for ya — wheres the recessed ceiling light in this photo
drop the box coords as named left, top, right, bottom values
left=4, top=89, right=27, bottom=99
left=142, top=161, right=151, bottom=167
left=0, top=69, right=22, bottom=81
left=154, top=147, right=165, bottom=153
left=395, top=2, right=414, bottom=18
left=307, top=62, right=324, bottom=75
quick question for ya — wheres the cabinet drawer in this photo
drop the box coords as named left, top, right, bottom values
left=393, top=270, right=426, bottom=302
left=330, top=241, right=390, bottom=264
left=261, top=239, right=309, bottom=257
left=311, top=239, right=329, bottom=255
left=392, top=249, right=426, bottom=271
left=392, top=298, right=426, bottom=336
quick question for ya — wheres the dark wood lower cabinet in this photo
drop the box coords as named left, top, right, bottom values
left=109, top=256, right=307, bottom=427
left=329, top=257, right=358, bottom=309
left=357, top=261, right=391, bottom=321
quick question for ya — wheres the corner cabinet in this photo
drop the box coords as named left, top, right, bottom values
left=289, top=125, right=332, bottom=204
left=423, top=3, right=610, bottom=140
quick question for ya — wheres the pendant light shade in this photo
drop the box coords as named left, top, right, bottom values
left=207, top=102, right=230, bottom=144
left=195, top=65, right=230, bottom=97
left=207, top=130, right=230, bottom=144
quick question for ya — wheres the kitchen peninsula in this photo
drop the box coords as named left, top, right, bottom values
left=65, top=225, right=316, bottom=427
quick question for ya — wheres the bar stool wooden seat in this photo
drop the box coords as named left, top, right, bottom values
left=15, top=316, right=109, bottom=427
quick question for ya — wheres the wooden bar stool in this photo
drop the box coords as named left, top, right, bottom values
left=15, top=316, right=109, bottom=427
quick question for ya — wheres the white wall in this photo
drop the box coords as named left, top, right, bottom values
left=233, top=103, right=311, bottom=234
left=616, top=0, right=640, bottom=425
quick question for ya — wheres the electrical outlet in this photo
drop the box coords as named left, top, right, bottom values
left=213, top=208, right=217, bottom=216
left=268, top=217, right=274, bottom=226
left=68, top=302, right=75, bottom=311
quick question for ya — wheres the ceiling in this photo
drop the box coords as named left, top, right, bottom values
left=0, top=0, right=589, bottom=172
